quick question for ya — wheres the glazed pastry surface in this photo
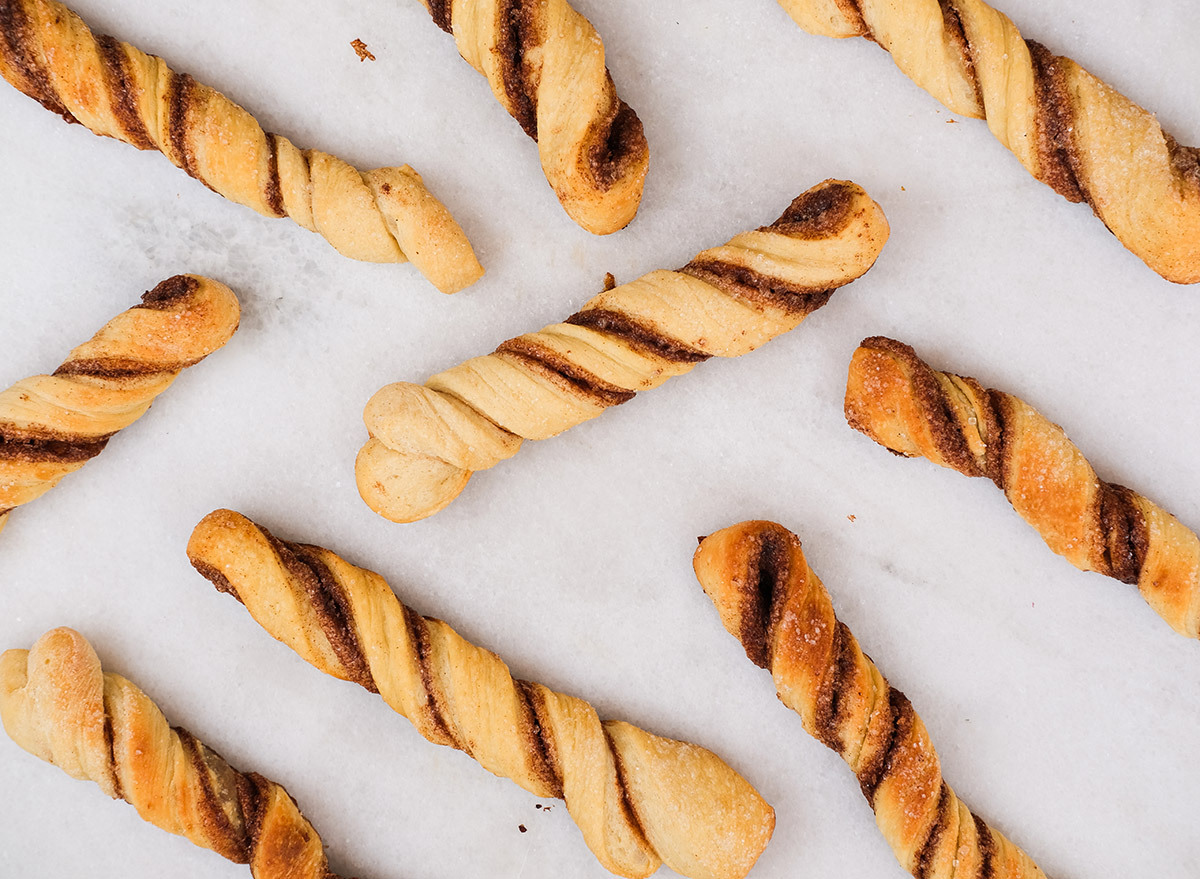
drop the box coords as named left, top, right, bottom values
left=0, top=0, right=483, bottom=292
left=694, top=521, right=1049, bottom=879
left=358, top=179, right=890, bottom=522
left=0, top=628, right=343, bottom=878
left=845, top=336, right=1200, bottom=639
left=189, top=509, right=776, bottom=879
left=0, top=275, right=239, bottom=533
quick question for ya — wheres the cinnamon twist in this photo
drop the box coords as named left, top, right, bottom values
left=418, top=0, right=649, bottom=235
left=0, top=0, right=483, bottom=293
left=187, top=509, right=776, bottom=879
left=357, top=179, right=890, bottom=522
left=776, top=0, right=1200, bottom=283
left=0, top=275, right=240, bottom=534
left=843, top=336, right=1200, bottom=639
left=694, top=521, right=1049, bottom=879
left=0, top=627, right=345, bottom=878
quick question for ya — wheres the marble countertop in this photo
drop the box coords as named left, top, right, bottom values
left=1, top=1, right=1197, bottom=877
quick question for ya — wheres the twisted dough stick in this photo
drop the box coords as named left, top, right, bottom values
left=188, top=509, right=776, bottom=879
left=776, top=0, right=1200, bottom=283
left=694, top=521, right=1049, bottom=879
left=357, top=179, right=890, bottom=522
left=417, top=0, right=649, bottom=235
left=1, top=628, right=346, bottom=878
left=0, top=275, right=239, bottom=535
left=844, top=336, right=1200, bottom=639
left=0, top=0, right=483, bottom=293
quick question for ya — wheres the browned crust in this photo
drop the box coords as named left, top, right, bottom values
left=54, top=357, right=189, bottom=379
left=176, top=726, right=250, bottom=863
left=402, top=604, right=463, bottom=750
left=190, top=557, right=244, bottom=604
left=583, top=91, right=648, bottom=192
left=515, top=681, right=566, bottom=799
left=94, top=33, right=155, bottom=150
left=496, top=0, right=540, bottom=139
left=263, top=132, right=286, bottom=217
left=765, top=181, right=857, bottom=239
left=0, top=432, right=110, bottom=463
left=856, top=685, right=912, bottom=804
left=813, top=620, right=857, bottom=753
left=425, top=0, right=453, bottom=34
left=138, top=274, right=201, bottom=310
left=495, top=339, right=637, bottom=408
left=271, top=537, right=380, bottom=695
left=166, top=71, right=204, bottom=182
left=855, top=337, right=983, bottom=478
left=565, top=309, right=710, bottom=364
left=1027, top=41, right=1090, bottom=206
left=683, top=259, right=834, bottom=317
left=0, top=0, right=78, bottom=122
left=938, top=1, right=983, bottom=112
left=1098, top=483, right=1150, bottom=584
left=913, top=781, right=953, bottom=879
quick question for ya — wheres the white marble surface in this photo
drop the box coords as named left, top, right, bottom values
left=1, top=1, right=1198, bottom=877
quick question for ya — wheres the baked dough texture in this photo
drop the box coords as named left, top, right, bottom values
left=0, top=627, right=343, bottom=878
left=188, top=509, right=776, bottom=879
left=776, top=0, right=1200, bottom=283
left=694, top=521, right=1048, bottom=879
left=0, top=275, right=240, bottom=534
left=844, top=336, right=1200, bottom=639
left=0, top=0, right=483, bottom=294
left=418, top=0, right=649, bottom=235
left=357, top=179, right=890, bottom=523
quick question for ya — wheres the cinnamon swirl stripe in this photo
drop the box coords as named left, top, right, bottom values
left=0, top=0, right=483, bottom=293
left=188, top=509, right=776, bottom=879
left=356, top=179, right=890, bottom=523
left=0, top=275, right=240, bottom=534
left=844, top=336, right=1200, bottom=639
left=694, top=521, right=1050, bottom=879
left=415, top=0, right=649, bottom=235
left=0, top=628, right=347, bottom=878
left=775, top=0, right=1200, bottom=283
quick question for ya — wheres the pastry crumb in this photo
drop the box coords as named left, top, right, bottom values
left=518, top=824, right=528, bottom=833
left=351, top=39, right=376, bottom=62
left=603, top=272, right=617, bottom=291
left=847, top=515, right=857, bottom=522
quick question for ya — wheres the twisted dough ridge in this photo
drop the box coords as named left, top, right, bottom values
left=777, top=0, right=1200, bottom=283
left=188, top=509, right=776, bottom=879
left=0, top=0, right=483, bottom=293
left=844, top=336, right=1200, bottom=639
left=0, top=628, right=343, bottom=878
left=0, top=274, right=239, bottom=534
left=694, top=521, right=1048, bottom=879
left=357, top=179, right=890, bottom=522
left=418, top=0, right=649, bottom=234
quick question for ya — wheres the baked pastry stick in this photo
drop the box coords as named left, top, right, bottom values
left=0, top=0, right=483, bottom=294
left=188, top=509, right=776, bottom=879
left=844, top=336, right=1200, bottom=639
left=357, top=179, right=889, bottom=522
left=0, top=275, right=239, bottom=535
left=694, top=521, right=1049, bottom=879
left=417, top=0, right=649, bottom=234
left=775, top=0, right=1200, bottom=283
left=1, top=628, right=349, bottom=878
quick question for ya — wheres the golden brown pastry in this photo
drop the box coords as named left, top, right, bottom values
left=844, top=336, right=1200, bottom=639
left=188, top=509, right=776, bottom=879
left=694, top=521, right=1048, bottom=879
left=0, top=627, right=344, bottom=878
left=0, top=275, right=240, bottom=535
left=775, top=0, right=1200, bottom=283
left=416, top=0, right=649, bottom=235
left=357, top=179, right=890, bottom=522
left=0, top=0, right=483, bottom=293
